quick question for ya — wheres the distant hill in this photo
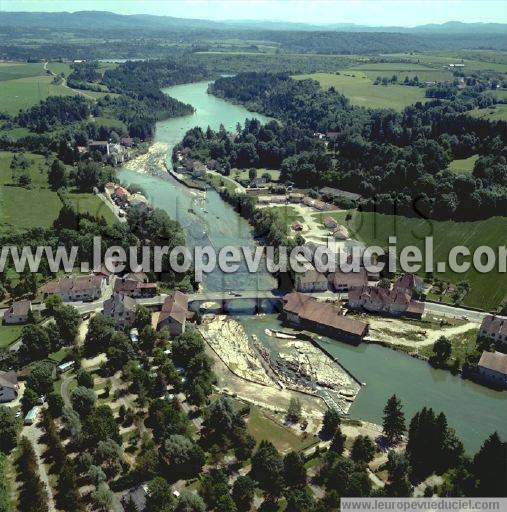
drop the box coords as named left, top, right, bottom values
left=1, top=11, right=506, bottom=34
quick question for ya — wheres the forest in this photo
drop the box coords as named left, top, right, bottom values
left=201, top=72, right=507, bottom=220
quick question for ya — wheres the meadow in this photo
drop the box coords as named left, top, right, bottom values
left=0, top=151, right=117, bottom=234
left=448, top=155, right=478, bottom=174
left=315, top=210, right=507, bottom=311
left=468, top=103, right=507, bottom=122
left=293, top=71, right=428, bottom=110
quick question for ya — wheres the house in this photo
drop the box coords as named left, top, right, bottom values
left=40, top=275, right=106, bottom=302
left=328, top=268, right=368, bottom=293
left=295, top=269, right=329, bottom=293
left=323, top=216, right=338, bottom=229
left=348, top=285, right=425, bottom=318
left=121, top=137, right=134, bottom=148
left=103, top=293, right=137, bottom=328
left=157, top=291, right=188, bottom=336
left=283, top=292, right=368, bottom=343
left=319, top=187, right=362, bottom=202
left=4, top=300, right=31, bottom=324
left=394, top=273, right=425, bottom=295
left=121, top=484, right=149, bottom=512
left=113, top=277, right=157, bottom=298
left=326, top=132, right=339, bottom=139
left=249, top=177, right=267, bottom=189
left=0, top=371, right=19, bottom=403
left=479, top=315, right=507, bottom=346
left=124, top=272, right=149, bottom=284
left=477, top=351, right=507, bottom=388
left=88, top=141, right=110, bottom=155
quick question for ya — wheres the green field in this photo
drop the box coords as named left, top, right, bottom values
left=448, top=155, right=478, bottom=174
left=0, top=324, right=23, bottom=349
left=349, top=62, right=453, bottom=82
left=338, top=211, right=507, bottom=311
left=293, top=72, right=428, bottom=110
left=0, top=151, right=117, bottom=233
left=468, top=103, right=507, bottom=122
left=0, top=62, right=46, bottom=81
left=46, top=62, right=73, bottom=77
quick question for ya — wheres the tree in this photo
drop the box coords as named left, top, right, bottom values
left=251, top=440, right=284, bottom=496
left=91, top=482, right=114, bottom=512
left=174, top=490, right=206, bottom=512
left=134, top=305, right=152, bottom=330
left=58, top=458, right=83, bottom=511
left=385, top=451, right=413, bottom=497
left=382, top=394, right=405, bottom=444
left=285, top=488, right=315, bottom=512
left=48, top=392, right=64, bottom=417
left=84, top=313, right=115, bottom=355
left=163, top=435, right=205, bottom=479
left=200, top=469, right=229, bottom=510
left=83, top=405, right=120, bottom=445
left=71, top=386, right=97, bottom=417
left=26, top=361, right=54, bottom=395
left=87, top=465, right=107, bottom=487
left=76, top=369, right=94, bottom=389
left=329, top=426, right=346, bottom=455
left=321, top=408, right=341, bottom=439
left=472, top=432, right=507, bottom=497
left=232, top=476, right=255, bottom=512
left=20, top=324, right=50, bottom=360
left=21, top=387, right=39, bottom=414
left=350, top=435, right=375, bottom=465
left=53, top=304, right=81, bottom=343
left=48, top=159, right=67, bottom=190
left=378, top=278, right=391, bottom=289
left=17, top=437, right=49, bottom=512
left=284, top=451, right=307, bottom=488
left=146, top=476, right=175, bottom=512
left=432, top=336, right=452, bottom=364
left=286, top=397, right=302, bottom=423
left=0, top=406, right=18, bottom=453
left=96, top=439, right=122, bottom=476
left=45, top=294, right=63, bottom=314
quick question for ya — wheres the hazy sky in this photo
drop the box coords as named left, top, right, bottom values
left=1, top=0, right=506, bottom=26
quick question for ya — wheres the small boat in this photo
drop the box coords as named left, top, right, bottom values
left=265, top=328, right=274, bottom=336
left=275, top=332, right=296, bottom=339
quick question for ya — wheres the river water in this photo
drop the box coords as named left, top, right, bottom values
left=118, top=81, right=507, bottom=453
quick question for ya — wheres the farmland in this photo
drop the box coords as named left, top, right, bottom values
left=340, top=211, right=507, bottom=310
left=293, top=71, right=428, bottom=110
left=468, top=103, right=507, bottom=122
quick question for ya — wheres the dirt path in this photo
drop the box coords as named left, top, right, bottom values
left=23, top=414, right=56, bottom=512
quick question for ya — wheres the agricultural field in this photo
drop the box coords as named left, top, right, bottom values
left=383, top=52, right=507, bottom=73
left=0, top=151, right=117, bottom=234
left=348, top=62, right=453, bottom=82
left=448, top=155, right=478, bottom=174
left=0, top=61, right=115, bottom=115
left=340, top=211, right=507, bottom=311
left=468, top=103, right=507, bottom=122
left=293, top=71, right=428, bottom=110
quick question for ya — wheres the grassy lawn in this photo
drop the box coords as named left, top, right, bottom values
left=246, top=406, right=318, bottom=454
left=204, top=172, right=239, bottom=193
left=468, top=103, right=507, bottom=122
left=67, top=192, right=118, bottom=224
left=232, top=168, right=281, bottom=183
left=0, top=151, right=118, bottom=234
left=293, top=72, right=428, bottom=110
left=0, top=323, right=24, bottom=349
left=46, top=62, right=73, bottom=77
left=48, top=347, right=72, bottom=363
left=341, top=211, right=507, bottom=311
left=419, top=328, right=480, bottom=364
left=0, top=62, right=46, bottom=81
left=448, top=155, right=478, bottom=174
left=0, top=75, right=79, bottom=115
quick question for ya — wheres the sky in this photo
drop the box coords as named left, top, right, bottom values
left=1, top=0, right=506, bottom=26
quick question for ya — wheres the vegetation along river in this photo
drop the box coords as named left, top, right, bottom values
left=118, top=80, right=507, bottom=453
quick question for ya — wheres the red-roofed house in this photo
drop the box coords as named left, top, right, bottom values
left=157, top=291, right=188, bottom=336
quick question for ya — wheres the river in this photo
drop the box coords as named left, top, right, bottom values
left=118, top=80, right=507, bottom=453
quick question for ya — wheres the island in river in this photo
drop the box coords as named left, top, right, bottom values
left=118, top=80, right=507, bottom=453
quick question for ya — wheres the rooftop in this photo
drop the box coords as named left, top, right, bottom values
left=478, top=351, right=507, bottom=375
left=158, top=291, right=188, bottom=326
left=481, top=315, right=507, bottom=337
